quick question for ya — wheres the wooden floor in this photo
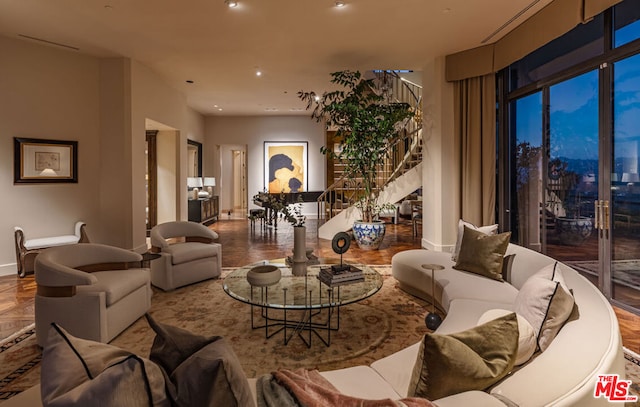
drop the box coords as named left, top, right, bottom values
left=1, top=213, right=639, bottom=353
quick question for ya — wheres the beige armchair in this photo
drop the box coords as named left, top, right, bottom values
left=150, top=221, right=221, bottom=291
left=34, top=243, right=152, bottom=347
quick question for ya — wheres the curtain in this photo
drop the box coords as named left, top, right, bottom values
left=445, top=0, right=624, bottom=81
left=454, top=74, right=496, bottom=226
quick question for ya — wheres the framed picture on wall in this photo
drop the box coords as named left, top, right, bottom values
left=14, top=137, right=78, bottom=183
left=263, top=141, right=308, bottom=193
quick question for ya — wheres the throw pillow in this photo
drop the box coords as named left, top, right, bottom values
left=146, top=314, right=255, bottom=407
left=41, top=323, right=169, bottom=407
left=408, top=312, right=519, bottom=400
left=453, top=226, right=511, bottom=281
left=514, top=264, right=575, bottom=352
left=502, top=254, right=516, bottom=283
left=451, top=219, right=498, bottom=262
left=478, top=309, right=536, bottom=365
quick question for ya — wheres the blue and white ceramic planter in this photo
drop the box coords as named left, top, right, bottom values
left=555, top=216, right=593, bottom=246
left=352, top=220, right=386, bottom=250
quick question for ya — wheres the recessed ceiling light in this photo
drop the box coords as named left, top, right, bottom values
left=256, top=70, right=262, bottom=77
left=225, top=0, right=238, bottom=8
left=218, top=108, right=223, bottom=111
left=335, top=1, right=346, bottom=7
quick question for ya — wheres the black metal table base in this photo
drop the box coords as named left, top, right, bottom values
left=249, top=285, right=341, bottom=347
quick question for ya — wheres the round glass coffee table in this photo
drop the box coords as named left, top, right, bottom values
left=223, top=260, right=383, bottom=347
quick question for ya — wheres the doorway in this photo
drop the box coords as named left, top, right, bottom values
left=219, top=144, right=248, bottom=217
left=232, top=149, right=247, bottom=215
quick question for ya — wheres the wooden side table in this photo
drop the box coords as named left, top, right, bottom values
left=141, top=252, right=161, bottom=268
left=421, top=263, right=444, bottom=330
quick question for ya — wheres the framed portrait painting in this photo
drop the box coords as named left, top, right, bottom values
left=14, top=137, right=78, bottom=183
left=264, top=141, right=308, bottom=193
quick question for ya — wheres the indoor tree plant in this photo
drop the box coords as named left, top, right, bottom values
left=298, top=70, right=413, bottom=249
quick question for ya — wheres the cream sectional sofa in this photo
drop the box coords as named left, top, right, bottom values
left=275, top=244, right=624, bottom=407
left=2, top=244, right=625, bottom=407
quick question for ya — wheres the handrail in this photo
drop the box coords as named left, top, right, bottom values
left=316, top=71, right=423, bottom=226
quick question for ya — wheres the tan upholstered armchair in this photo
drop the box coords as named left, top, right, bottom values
left=150, top=221, right=221, bottom=291
left=34, top=243, right=152, bottom=347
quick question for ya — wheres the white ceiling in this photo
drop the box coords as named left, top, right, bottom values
left=0, top=0, right=553, bottom=116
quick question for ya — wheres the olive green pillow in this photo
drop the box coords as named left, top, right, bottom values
left=453, top=226, right=511, bottom=281
left=408, top=312, right=519, bottom=401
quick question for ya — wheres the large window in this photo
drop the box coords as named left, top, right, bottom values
left=614, top=0, right=640, bottom=48
left=500, top=0, right=640, bottom=312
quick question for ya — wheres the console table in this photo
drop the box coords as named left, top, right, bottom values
left=188, top=196, right=219, bottom=224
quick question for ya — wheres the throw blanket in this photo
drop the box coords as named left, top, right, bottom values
left=257, top=368, right=434, bottom=407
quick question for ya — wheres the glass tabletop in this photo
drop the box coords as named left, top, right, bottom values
left=223, top=260, right=383, bottom=310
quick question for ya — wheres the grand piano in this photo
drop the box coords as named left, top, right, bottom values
left=253, top=191, right=324, bottom=229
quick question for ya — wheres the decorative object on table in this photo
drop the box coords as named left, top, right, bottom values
left=331, top=231, right=351, bottom=273
left=282, top=197, right=308, bottom=275
left=421, top=263, right=444, bottom=330
left=246, top=265, right=281, bottom=286
left=318, top=265, right=364, bottom=287
left=298, top=70, right=413, bottom=250
left=263, top=141, right=308, bottom=193
left=203, top=177, right=216, bottom=196
left=14, top=137, right=78, bottom=184
left=187, top=177, right=207, bottom=199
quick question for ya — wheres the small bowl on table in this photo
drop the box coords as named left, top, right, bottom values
left=246, top=265, right=281, bottom=286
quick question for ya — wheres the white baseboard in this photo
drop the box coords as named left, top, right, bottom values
left=0, top=263, right=18, bottom=277
left=422, top=238, right=453, bottom=253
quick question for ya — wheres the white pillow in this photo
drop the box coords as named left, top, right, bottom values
left=451, top=219, right=498, bottom=262
left=514, top=264, right=575, bottom=352
left=478, top=309, right=536, bottom=366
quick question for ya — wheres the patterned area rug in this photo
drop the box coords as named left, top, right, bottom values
left=627, top=349, right=640, bottom=407
left=1, top=265, right=433, bottom=400
left=2, top=265, right=639, bottom=404
left=567, top=260, right=640, bottom=290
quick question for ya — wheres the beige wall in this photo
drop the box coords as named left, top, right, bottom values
left=130, top=61, right=202, bottom=252
left=0, top=37, right=205, bottom=275
left=205, top=116, right=325, bottom=217
left=421, top=57, right=458, bottom=252
left=0, top=37, right=101, bottom=275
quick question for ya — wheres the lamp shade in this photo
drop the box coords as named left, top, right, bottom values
left=204, top=177, right=216, bottom=187
left=621, top=173, right=640, bottom=183
left=187, top=177, right=203, bottom=189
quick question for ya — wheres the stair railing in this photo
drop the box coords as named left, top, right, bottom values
left=316, top=71, right=423, bottom=225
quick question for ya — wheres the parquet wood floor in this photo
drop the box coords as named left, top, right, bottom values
left=1, top=214, right=638, bottom=352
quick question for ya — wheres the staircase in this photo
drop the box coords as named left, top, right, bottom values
left=316, top=71, right=423, bottom=240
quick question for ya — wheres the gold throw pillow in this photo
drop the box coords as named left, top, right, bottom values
left=408, top=312, right=519, bottom=400
left=453, top=226, right=511, bottom=281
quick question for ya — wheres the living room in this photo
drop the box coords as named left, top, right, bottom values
left=1, top=0, right=640, bottom=405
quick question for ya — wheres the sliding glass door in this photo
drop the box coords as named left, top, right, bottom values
left=611, top=54, right=640, bottom=309
left=502, top=0, right=640, bottom=313
left=545, top=70, right=600, bottom=270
